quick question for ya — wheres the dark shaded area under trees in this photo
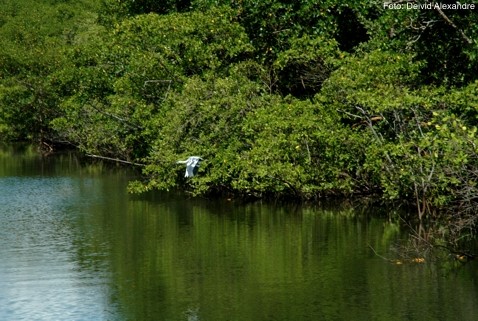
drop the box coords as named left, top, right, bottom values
left=1, top=0, right=478, bottom=245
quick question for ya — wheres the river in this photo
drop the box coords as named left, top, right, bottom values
left=0, top=145, right=477, bottom=321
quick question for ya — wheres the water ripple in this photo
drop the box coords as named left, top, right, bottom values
left=0, top=177, right=119, bottom=321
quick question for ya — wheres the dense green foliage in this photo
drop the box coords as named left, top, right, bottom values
left=1, top=0, right=478, bottom=238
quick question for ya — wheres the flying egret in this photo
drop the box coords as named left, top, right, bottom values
left=176, top=156, right=203, bottom=177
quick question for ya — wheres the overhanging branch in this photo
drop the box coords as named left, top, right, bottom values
left=434, top=5, right=473, bottom=44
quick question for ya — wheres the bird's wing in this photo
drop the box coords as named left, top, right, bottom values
left=187, top=157, right=202, bottom=167
left=185, top=166, right=194, bottom=177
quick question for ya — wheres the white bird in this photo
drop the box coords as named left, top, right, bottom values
left=176, top=156, right=203, bottom=177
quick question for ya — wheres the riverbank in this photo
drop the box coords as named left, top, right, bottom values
left=5, top=142, right=478, bottom=259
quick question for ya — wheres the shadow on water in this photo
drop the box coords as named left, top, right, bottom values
left=1, top=145, right=478, bottom=321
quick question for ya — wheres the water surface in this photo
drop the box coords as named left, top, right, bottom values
left=0, top=145, right=477, bottom=321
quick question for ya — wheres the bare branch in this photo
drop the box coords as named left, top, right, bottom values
left=434, top=5, right=473, bottom=44
left=87, top=101, right=142, bottom=129
left=143, top=79, right=172, bottom=101
left=86, top=154, right=145, bottom=166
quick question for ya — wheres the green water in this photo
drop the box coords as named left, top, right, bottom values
left=0, top=145, right=477, bottom=321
